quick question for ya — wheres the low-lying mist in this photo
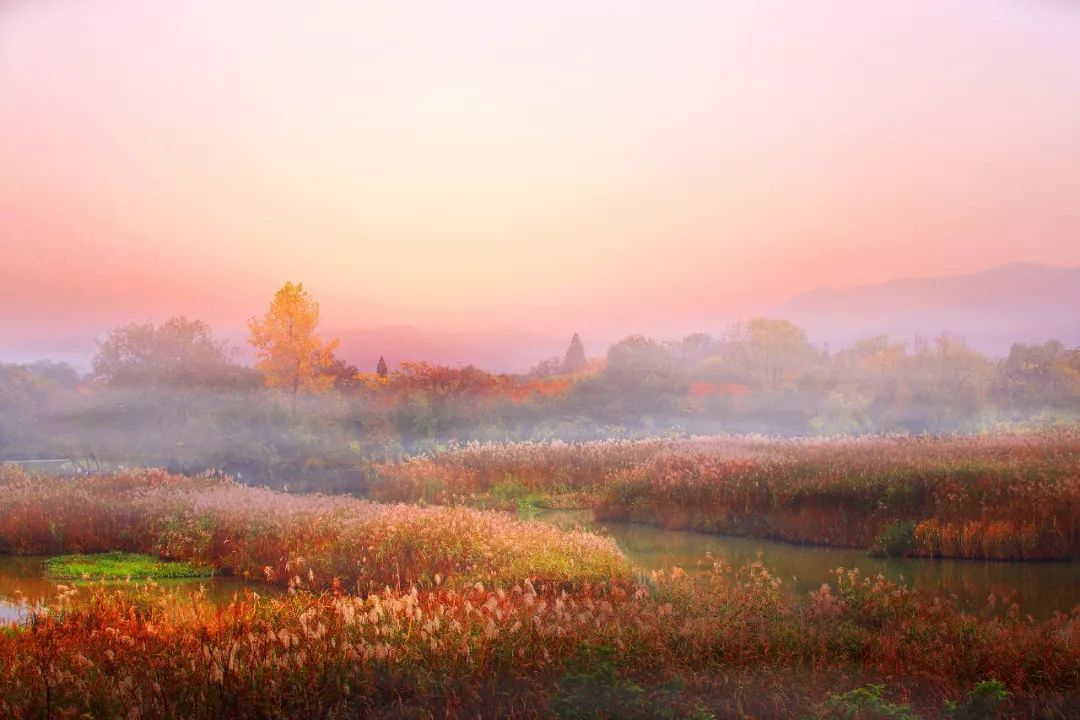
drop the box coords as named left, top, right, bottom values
left=3, top=312, right=1079, bottom=491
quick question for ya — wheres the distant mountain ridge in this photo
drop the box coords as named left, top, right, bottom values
left=776, top=263, right=1080, bottom=355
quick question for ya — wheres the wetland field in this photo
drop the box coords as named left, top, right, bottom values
left=3, top=433, right=1080, bottom=718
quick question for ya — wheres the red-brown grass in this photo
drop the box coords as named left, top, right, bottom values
left=374, top=431, right=1080, bottom=559
left=2, top=561, right=1078, bottom=718
left=0, top=467, right=628, bottom=592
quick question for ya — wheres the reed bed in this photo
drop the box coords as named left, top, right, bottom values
left=2, top=561, right=1078, bottom=718
left=0, top=467, right=628, bottom=592
left=3, top=464, right=1080, bottom=716
left=375, top=431, right=1080, bottom=559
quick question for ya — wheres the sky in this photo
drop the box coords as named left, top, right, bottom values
left=2, top=0, right=1080, bottom=368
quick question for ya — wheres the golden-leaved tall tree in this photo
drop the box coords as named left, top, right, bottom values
left=248, top=282, right=339, bottom=398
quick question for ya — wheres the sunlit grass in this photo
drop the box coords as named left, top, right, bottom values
left=0, top=467, right=630, bottom=592
left=45, top=552, right=212, bottom=581
left=1, top=452, right=1078, bottom=717
left=1, top=559, right=1076, bottom=718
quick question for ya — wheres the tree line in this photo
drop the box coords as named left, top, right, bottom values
left=2, top=282, right=1079, bottom=490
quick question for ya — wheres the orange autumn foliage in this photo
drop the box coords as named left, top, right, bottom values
left=248, top=282, right=339, bottom=395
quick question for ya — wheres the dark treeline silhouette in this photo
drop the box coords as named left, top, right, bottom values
left=3, top=313, right=1080, bottom=492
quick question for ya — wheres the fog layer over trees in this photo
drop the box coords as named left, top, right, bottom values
left=3, top=286, right=1079, bottom=490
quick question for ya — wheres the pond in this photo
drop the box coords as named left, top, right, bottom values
left=0, top=556, right=274, bottom=624
left=539, top=509, right=1080, bottom=618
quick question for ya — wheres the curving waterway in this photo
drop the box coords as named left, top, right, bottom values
left=4, top=511, right=1080, bottom=621
left=539, top=509, right=1080, bottom=618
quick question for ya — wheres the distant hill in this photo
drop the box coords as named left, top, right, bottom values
left=775, top=263, right=1080, bottom=355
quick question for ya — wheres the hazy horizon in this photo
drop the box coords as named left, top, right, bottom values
left=4, top=1, right=1080, bottom=368
left=4, top=259, right=1080, bottom=373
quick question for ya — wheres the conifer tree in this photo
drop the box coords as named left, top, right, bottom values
left=562, top=333, right=587, bottom=374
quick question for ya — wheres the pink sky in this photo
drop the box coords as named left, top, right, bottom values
left=2, top=0, right=1080, bottom=365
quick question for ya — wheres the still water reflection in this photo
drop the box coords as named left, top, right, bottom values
left=540, top=510, right=1080, bottom=618
left=4, top=513, right=1079, bottom=621
left=0, top=556, right=274, bottom=623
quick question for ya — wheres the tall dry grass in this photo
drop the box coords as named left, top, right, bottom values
left=375, top=431, right=1080, bottom=559
left=2, top=561, right=1079, bottom=718
left=0, top=467, right=628, bottom=591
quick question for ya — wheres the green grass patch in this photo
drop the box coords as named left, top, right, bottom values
left=485, top=478, right=552, bottom=519
left=45, top=552, right=213, bottom=581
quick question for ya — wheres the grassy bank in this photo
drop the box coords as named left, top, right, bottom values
left=374, top=431, right=1080, bottom=559
left=0, top=468, right=629, bottom=592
